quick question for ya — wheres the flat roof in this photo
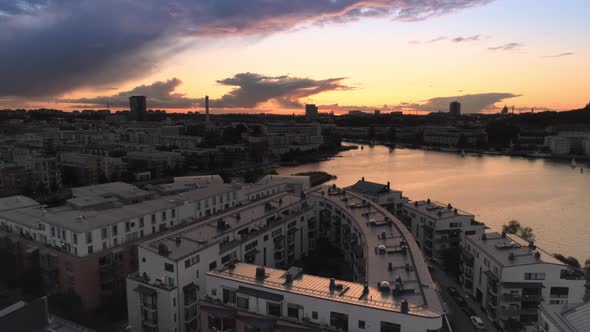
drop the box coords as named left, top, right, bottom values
left=141, top=193, right=302, bottom=261
left=309, top=186, right=443, bottom=315
left=403, top=200, right=474, bottom=220
left=466, top=232, right=564, bottom=267
left=0, top=196, right=40, bottom=211
left=209, top=263, right=441, bottom=317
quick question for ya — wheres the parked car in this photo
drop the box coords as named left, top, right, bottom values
left=462, top=305, right=476, bottom=317
left=452, top=294, right=466, bottom=307
left=447, top=287, right=457, bottom=296
left=470, top=316, right=486, bottom=330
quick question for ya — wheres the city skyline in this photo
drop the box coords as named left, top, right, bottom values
left=0, top=0, right=589, bottom=114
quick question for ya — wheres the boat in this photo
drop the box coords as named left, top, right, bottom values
left=461, top=149, right=466, bottom=157
left=360, top=145, right=364, bottom=150
left=571, top=158, right=577, bottom=168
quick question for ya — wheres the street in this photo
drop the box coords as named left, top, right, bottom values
left=431, top=264, right=499, bottom=332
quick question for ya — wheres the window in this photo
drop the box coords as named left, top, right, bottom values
left=524, top=273, right=545, bottom=280
left=88, top=245, right=93, bottom=254
left=73, top=233, right=78, bottom=245
left=151, top=214, right=156, bottom=224
left=112, top=225, right=118, bottom=235
left=209, top=261, right=217, bottom=271
left=101, top=228, right=107, bottom=239
left=172, top=209, right=176, bottom=218
left=140, top=217, right=144, bottom=228
left=237, top=296, right=249, bottom=310
left=165, top=263, right=174, bottom=272
left=162, top=211, right=167, bottom=220
left=223, top=288, right=236, bottom=304
left=380, top=322, right=401, bottom=332
left=125, top=222, right=130, bottom=232
left=264, top=235, right=269, bottom=241
left=550, top=287, right=569, bottom=298
left=287, top=303, right=301, bottom=319
left=267, top=302, right=281, bottom=317
left=449, top=222, right=462, bottom=228
left=312, top=311, right=318, bottom=320
left=245, top=241, right=258, bottom=252
left=330, top=312, right=348, bottom=332
left=359, top=320, right=366, bottom=329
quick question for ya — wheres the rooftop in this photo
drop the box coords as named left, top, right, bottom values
left=310, top=186, right=443, bottom=315
left=540, top=301, right=590, bottom=332
left=466, top=232, right=564, bottom=267
left=209, top=263, right=441, bottom=318
left=404, top=199, right=475, bottom=220
left=140, top=192, right=303, bottom=261
left=346, top=178, right=400, bottom=196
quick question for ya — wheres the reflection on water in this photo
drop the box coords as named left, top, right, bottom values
left=279, top=143, right=590, bottom=261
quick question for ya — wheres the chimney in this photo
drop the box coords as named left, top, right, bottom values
left=361, top=177, right=365, bottom=182
left=363, top=282, right=369, bottom=295
left=285, top=272, right=293, bottom=284
left=386, top=181, right=390, bottom=190
left=329, top=278, right=336, bottom=291
left=256, top=266, right=266, bottom=280
left=205, top=95, right=210, bottom=123
left=401, top=299, right=409, bottom=313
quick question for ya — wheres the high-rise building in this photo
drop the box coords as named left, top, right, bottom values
left=450, top=101, right=461, bottom=116
left=305, top=104, right=318, bottom=122
left=129, top=96, right=147, bottom=121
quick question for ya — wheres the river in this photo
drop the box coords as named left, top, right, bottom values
left=278, top=143, right=590, bottom=262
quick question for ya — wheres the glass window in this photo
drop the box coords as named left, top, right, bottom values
left=359, top=320, right=366, bottom=329
left=165, top=263, right=174, bottom=272
left=267, top=302, right=281, bottom=317
left=287, top=303, right=300, bottom=319
left=380, top=322, right=401, bottom=332
left=312, top=311, right=318, bottom=320
left=237, top=296, right=249, bottom=310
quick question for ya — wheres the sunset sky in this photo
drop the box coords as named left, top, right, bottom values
left=0, top=0, right=588, bottom=114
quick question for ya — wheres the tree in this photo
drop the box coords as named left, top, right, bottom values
left=554, top=254, right=581, bottom=269
left=502, top=219, right=535, bottom=242
left=502, top=220, right=521, bottom=234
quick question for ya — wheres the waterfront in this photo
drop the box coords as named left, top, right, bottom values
left=279, top=143, right=590, bottom=261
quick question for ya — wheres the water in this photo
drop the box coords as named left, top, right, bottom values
left=279, top=143, right=590, bottom=262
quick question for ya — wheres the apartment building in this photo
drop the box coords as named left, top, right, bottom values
left=126, top=185, right=443, bottom=332
left=0, top=181, right=242, bottom=309
left=538, top=301, right=590, bottom=332
left=399, top=200, right=485, bottom=260
left=461, top=232, right=586, bottom=331
left=345, top=178, right=407, bottom=213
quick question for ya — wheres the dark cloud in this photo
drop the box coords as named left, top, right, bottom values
left=383, top=92, right=520, bottom=114
left=212, top=73, right=351, bottom=109
left=488, top=42, right=523, bottom=51
left=542, top=52, right=575, bottom=58
left=0, top=0, right=494, bottom=98
left=61, top=78, right=198, bottom=109
left=60, top=73, right=351, bottom=109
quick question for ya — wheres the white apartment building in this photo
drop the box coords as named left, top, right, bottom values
left=544, top=136, right=572, bottom=155
left=399, top=200, right=485, bottom=260
left=538, top=301, right=590, bottom=332
left=461, top=232, right=586, bottom=331
left=345, top=178, right=407, bottom=213
left=126, top=185, right=443, bottom=332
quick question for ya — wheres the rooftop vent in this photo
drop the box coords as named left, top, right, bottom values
left=534, top=251, right=541, bottom=260
left=255, top=266, right=266, bottom=280
left=363, top=282, right=369, bottom=295
left=447, top=203, right=452, bottom=210
left=401, top=299, right=409, bottom=313
left=285, top=272, right=293, bottom=284
left=379, top=281, right=391, bottom=292
left=378, top=245, right=386, bottom=254
left=427, top=198, right=431, bottom=204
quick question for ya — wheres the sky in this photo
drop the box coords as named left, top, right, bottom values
left=0, top=0, right=588, bottom=114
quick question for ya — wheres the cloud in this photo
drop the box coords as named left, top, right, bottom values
left=0, top=0, right=494, bottom=98
left=60, top=78, right=198, bottom=109
left=409, top=34, right=481, bottom=44
left=212, top=73, right=351, bottom=109
left=385, top=92, right=520, bottom=114
left=542, top=52, right=575, bottom=58
left=451, top=34, right=480, bottom=42
left=60, top=73, right=351, bottom=109
left=488, top=42, right=524, bottom=51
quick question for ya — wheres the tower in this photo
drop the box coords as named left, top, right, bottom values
left=305, top=104, right=318, bottom=122
left=205, top=95, right=210, bottom=123
left=449, top=101, right=461, bottom=116
left=129, top=96, right=147, bottom=121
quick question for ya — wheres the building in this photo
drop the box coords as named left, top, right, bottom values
left=0, top=181, right=242, bottom=309
left=399, top=199, right=485, bottom=260
left=544, top=136, right=571, bottom=155
left=0, top=165, right=31, bottom=196
left=124, top=151, right=185, bottom=178
left=305, top=104, right=319, bottom=122
left=59, top=152, right=127, bottom=186
left=129, top=96, right=147, bottom=121
left=461, top=232, right=586, bottom=331
left=0, top=297, right=94, bottom=332
left=422, top=126, right=487, bottom=148
left=14, top=155, right=62, bottom=193
left=538, top=301, right=590, bottom=332
left=449, top=101, right=461, bottom=116
left=126, top=184, right=443, bottom=332
left=345, top=177, right=407, bottom=214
